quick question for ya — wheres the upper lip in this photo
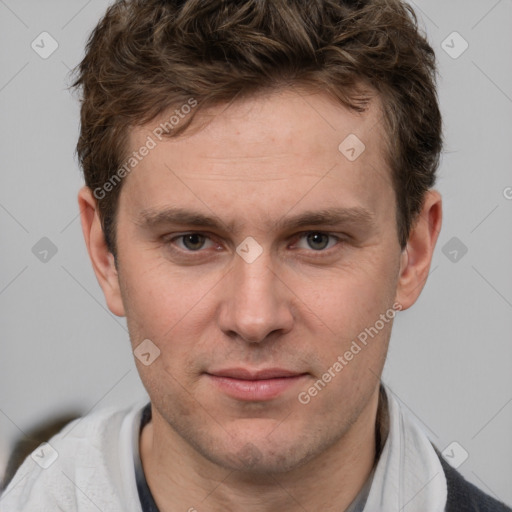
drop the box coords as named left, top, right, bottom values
left=207, top=368, right=306, bottom=380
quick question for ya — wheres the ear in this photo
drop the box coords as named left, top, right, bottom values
left=395, top=189, right=442, bottom=310
left=78, top=186, right=126, bottom=317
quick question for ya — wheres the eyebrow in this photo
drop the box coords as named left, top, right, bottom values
left=135, top=206, right=375, bottom=234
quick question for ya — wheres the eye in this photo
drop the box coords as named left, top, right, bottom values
left=174, top=233, right=215, bottom=251
left=295, top=232, right=339, bottom=251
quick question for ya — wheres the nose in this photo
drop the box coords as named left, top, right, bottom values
left=217, top=252, right=294, bottom=344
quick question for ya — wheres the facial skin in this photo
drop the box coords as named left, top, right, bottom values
left=79, top=87, right=442, bottom=511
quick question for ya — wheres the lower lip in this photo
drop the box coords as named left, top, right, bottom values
left=207, top=374, right=307, bottom=401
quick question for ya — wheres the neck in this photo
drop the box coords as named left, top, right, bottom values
left=140, top=386, right=386, bottom=512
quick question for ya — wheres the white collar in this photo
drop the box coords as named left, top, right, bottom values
left=360, top=384, right=447, bottom=511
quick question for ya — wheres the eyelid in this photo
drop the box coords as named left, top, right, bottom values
left=164, top=232, right=219, bottom=252
left=162, top=230, right=346, bottom=254
left=292, top=232, right=342, bottom=251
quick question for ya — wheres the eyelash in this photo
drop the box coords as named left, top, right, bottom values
left=164, top=231, right=344, bottom=256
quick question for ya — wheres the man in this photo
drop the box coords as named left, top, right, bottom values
left=2, top=0, right=510, bottom=510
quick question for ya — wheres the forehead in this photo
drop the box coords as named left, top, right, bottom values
left=122, top=88, right=394, bottom=224
left=130, top=88, right=387, bottom=163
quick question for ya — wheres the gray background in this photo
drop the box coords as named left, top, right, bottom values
left=0, top=0, right=511, bottom=505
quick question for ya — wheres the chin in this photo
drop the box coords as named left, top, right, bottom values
left=197, top=429, right=323, bottom=476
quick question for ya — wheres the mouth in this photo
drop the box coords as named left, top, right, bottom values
left=205, top=368, right=309, bottom=401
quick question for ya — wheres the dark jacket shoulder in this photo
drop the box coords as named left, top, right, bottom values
left=434, top=448, right=512, bottom=512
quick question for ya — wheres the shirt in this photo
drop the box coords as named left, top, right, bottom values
left=0, top=384, right=450, bottom=511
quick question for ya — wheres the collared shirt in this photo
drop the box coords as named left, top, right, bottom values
left=1, top=383, right=448, bottom=511
left=363, top=384, right=447, bottom=511
left=133, top=384, right=447, bottom=511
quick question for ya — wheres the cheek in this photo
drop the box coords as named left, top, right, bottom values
left=119, top=253, right=222, bottom=340
left=295, top=258, right=397, bottom=331
left=288, top=254, right=398, bottom=384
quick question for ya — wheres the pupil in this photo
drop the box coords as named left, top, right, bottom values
left=184, top=234, right=205, bottom=250
left=307, top=233, right=328, bottom=250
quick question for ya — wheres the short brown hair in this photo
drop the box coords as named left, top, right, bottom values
left=72, top=0, right=442, bottom=254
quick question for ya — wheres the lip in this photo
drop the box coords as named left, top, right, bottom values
left=206, top=368, right=308, bottom=401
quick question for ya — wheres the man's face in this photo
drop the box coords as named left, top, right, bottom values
left=114, top=88, right=403, bottom=472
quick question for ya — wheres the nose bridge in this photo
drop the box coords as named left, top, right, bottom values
left=237, top=255, right=275, bottom=307
left=218, top=250, right=292, bottom=343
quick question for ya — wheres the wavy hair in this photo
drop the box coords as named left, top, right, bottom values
left=73, top=0, right=442, bottom=254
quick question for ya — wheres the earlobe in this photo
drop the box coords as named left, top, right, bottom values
left=78, top=186, right=126, bottom=317
left=395, top=190, right=442, bottom=310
